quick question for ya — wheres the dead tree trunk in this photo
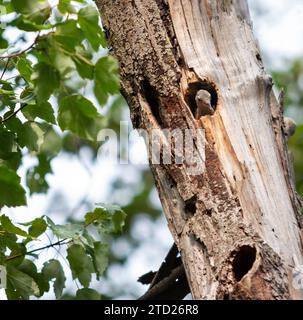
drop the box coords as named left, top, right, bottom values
left=97, top=0, right=303, bottom=299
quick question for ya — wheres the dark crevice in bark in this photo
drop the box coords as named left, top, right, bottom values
left=140, top=79, right=163, bottom=126
left=184, top=194, right=197, bottom=217
left=232, top=245, right=257, bottom=281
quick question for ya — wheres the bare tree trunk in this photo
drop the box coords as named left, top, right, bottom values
left=96, top=0, right=303, bottom=299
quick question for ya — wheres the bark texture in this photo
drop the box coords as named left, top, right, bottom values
left=97, top=0, right=303, bottom=299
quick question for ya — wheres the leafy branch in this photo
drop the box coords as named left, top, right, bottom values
left=0, top=0, right=123, bottom=301
left=0, top=58, right=11, bottom=79
left=0, top=37, right=39, bottom=59
left=5, top=239, right=70, bottom=262
left=0, top=104, right=28, bottom=123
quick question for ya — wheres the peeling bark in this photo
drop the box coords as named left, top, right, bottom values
left=96, top=0, right=303, bottom=299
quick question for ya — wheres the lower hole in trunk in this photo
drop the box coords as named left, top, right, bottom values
left=232, top=245, right=257, bottom=281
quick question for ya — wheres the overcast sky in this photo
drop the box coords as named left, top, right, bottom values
left=248, top=0, right=303, bottom=69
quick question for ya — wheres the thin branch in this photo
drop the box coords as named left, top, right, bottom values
left=0, top=58, right=11, bottom=80
left=5, top=239, right=70, bottom=262
left=4, top=75, right=19, bottom=81
left=0, top=103, right=28, bottom=124
left=0, top=36, right=39, bottom=59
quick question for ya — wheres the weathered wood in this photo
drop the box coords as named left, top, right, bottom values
left=97, top=0, right=303, bottom=299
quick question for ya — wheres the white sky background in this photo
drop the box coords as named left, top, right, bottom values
left=248, top=0, right=303, bottom=68
left=1, top=0, right=303, bottom=299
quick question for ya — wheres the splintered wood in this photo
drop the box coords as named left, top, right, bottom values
left=97, top=0, right=303, bottom=299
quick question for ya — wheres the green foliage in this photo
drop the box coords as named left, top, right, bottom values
left=6, top=264, right=40, bottom=299
left=0, top=0, right=123, bottom=300
left=85, top=204, right=127, bottom=234
left=76, top=288, right=101, bottom=300
left=1, top=215, right=28, bottom=237
left=78, top=6, right=106, bottom=51
left=94, top=56, right=120, bottom=106
left=58, top=95, right=104, bottom=140
left=67, top=244, right=94, bottom=287
left=0, top=204, right=126, bottom=299
left=272, top=59, right=303, bottom=195
left=0, top=165, right=26, bottom=208
left=26, top=153, right=52, bottom=194
left=32, top=63, right=61, bottom=102
left=42, top=259, right=66, bottom=298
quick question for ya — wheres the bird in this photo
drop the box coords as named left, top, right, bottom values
left=195, top=89, right=214, bottom=119
left=283, top=116, right=296, bottom=138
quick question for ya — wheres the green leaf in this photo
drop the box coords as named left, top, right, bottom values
left=6, top=265, right=40, bottom=299
left=11, top=0, right=52, bottom=31
left=22, top=101, right=56, bottom=124
left=92, top=204, right=126, bottom=233
left=0, top=128, right=18, bottom=161
left=18, top=259, right=49, bottom=297
left=26, top=153, right=52, bottom=195
left=6, top=242, right=26, bottom=267
left=12, top=16, right=53, bottom=32
left=54, top=20, right=84, bottom=53
left=29, top=218, right=47, bottom=237
left=85, top=208, right=109, bottom=226
left=40, top=126, right=62, bottom=157
left=67, top=244, right=94, bottom=287
left=0, top=80, right=15, bottom=109
left=0, top=116, right=24, bottom=170
left=1, top=215, right=28, bottom=237
left=57, top=0, right=85, bottom=14
left=0, top=227, right=18, bottom=253
left=72, top=46, right=94, bottom=79
left=0, top=165, right=26, bottom=208
left=11, top=0, right=49, bottom=15
left=58, top=0, right=77, bottom=14
left=0, top=30, right=8, bottom=49
left=42, top=259, right=66, bottom=298
left=111, top=209, right=127, bottom=233
left=20, top=217, right=47, bottom=238
left=94, top=56, right=120, bottom=106
left=31, top=62, right=60, bottom=102
left=18, top=121, right=46, bottom=152
left=0, top=2, right=14, bottom=14
left=44, top=37, right=76, bottom=77
left=17, top=57, right=33, bottom=83
left=76, top=288, right=101, bottom=300
left=81, top=229, right=95, bottom=248
left=46, top=217, right=83, bottom=239
left=91, top=242, right=108, bottom=279
left=58, top=95, right=104, bottom=141
left=0, top=37, right=8, bottom=49
left=19, top=87, right=36, bottom=105
left=78, top=6, right=106, bottom=51
left=3, top=111, right=23, bottom=133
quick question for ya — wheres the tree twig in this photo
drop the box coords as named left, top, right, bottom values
left=5, top=239, right=69, bottom=261
left=0, top=58, right=11, bottom=79
left=0, top=36, right=39, bottom=59
left=0, top=104, right=28, bottom=123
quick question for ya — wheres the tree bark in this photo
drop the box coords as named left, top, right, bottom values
left=96, top=0, right=303, bottom=299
